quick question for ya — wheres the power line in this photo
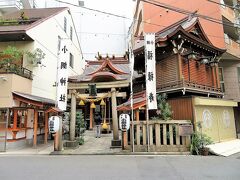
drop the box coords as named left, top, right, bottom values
left=55, top=0, right=240, bottom=30
left=55, top=0, right=132, bottom=19
left=53, top=0, right=239, bottom=48
left=141, top=0, right=240, bottom=28
left=207, top=0, right=240, bottom=11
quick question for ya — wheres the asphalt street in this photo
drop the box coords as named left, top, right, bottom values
left=0, top=155, right=240, bottom=180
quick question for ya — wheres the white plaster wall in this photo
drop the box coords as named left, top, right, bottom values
left=26, top=9, right=84, bottom=99
left=34, top=0, right=136, bottom=60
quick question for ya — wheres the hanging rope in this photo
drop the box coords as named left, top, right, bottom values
left=77, top=92, right=110, bottom=103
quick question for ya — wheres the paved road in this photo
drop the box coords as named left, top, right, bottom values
left=0, top=155, right=240, bottom=180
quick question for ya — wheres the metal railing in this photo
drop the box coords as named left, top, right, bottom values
left=0, top=65, right=33, bottom=79
left=157, top=79, right=222, bottom=94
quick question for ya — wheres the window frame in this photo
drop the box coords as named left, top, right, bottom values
left=64, top=17, right=67, bottom=33
left=69, top=53, right=74, bottom=68
left=219, top=67, right=225, bottom=92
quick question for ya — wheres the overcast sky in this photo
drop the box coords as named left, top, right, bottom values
left=35, top=0, right=136, bottom=59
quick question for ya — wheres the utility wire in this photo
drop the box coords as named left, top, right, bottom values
left=55, top=0, right=240, bottom=30
left=141, top=0, right=240, bottom=28
left=207, top=0, right=240, bottom=10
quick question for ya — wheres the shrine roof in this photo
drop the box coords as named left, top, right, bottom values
left=117, top=91, right=146, bottom=111
left=134, top=16, right=225, bottom=54
left=69, top=56, right=130, bottom=83
left=12, top=91, right=56, bottom=107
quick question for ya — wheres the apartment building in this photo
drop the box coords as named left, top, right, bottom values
left=218, top=0, right=240, bottom=136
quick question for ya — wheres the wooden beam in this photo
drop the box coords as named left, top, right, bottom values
left=13, top=109, right=18, bottom=129
left=68, top=80, right=129, bottom=90
left=178, top=54, right=183, bottom=80
left=33, top=109, right=38, bottom=148
left=73, top=92, right=127, bottom=99
left=90, top=107, right=93, bottom=130
left=215, top=65, right=220, bottom=89
left=44, top=112, right=49, bottom=144
left=135, top=109, right=140, bottom=121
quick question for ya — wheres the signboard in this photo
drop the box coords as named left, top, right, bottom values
left=179, top=124, right=193, bottom=136
left=57, top=42, right=69, bottom=111
left=119, top=114, right=130, bottom=130
left=144, top=33, right=157, bottom=110
left=49, top=116, right=60, bottom=133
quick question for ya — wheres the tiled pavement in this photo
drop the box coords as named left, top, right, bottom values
left=62, top=129, right=124, bottom=155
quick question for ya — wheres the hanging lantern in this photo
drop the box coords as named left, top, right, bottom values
left=100, top=99, right=106, bottom=106
left=90, top=102, right=96, bottom=109
left=79, top=99, right=85, bottom=106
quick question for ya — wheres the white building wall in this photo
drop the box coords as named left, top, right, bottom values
left=26, top=9, right=84, bottom=99
left=34, top=0, right=136, bottom=60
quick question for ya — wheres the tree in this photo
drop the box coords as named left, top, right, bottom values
left=156, top=93, right=172, bottom=120
left=75, top=111, right=85, bottom=145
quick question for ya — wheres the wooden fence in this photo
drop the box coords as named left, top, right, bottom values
left=126, top=120, right=192, bottom=152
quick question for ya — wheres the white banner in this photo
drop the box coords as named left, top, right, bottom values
left=49, top=116, right=60, bottom=133
left=57, top=42, right=69, bottom=111
left=145, top=33, right=157, bottom=110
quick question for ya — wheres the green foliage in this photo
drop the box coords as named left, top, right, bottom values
left=156, top=93, right=172, bottom=120
left=77, top=136, right=84, bottom=145
left=26, top=48, right=46, bottom=65
left=75, top=111, right=85, bottom=145
left=190, top=132, right=213, bottom=155
left=20, top=12, right=29, bottom=20
left=0, top=46, right=23, bottom=71
left=0, top=19, right=18, bottom=26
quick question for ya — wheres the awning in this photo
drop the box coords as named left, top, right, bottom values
left=12, top=91, right=56, bottom=107
left=45, top=107, right=63, bottom=113
left=117, top=91, right=146, bottom=111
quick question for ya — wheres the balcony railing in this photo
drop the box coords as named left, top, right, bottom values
left=0, top=65, right=32, bottom=80
left=157, top=79, right=222, bottom=95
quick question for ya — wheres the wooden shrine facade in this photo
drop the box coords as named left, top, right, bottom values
left=133, top=17, right=226, bottom=98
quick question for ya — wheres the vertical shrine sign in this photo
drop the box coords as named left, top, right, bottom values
left=145, top=33, right=157, bottom=110
left=57, top=42, right=69, bottom=111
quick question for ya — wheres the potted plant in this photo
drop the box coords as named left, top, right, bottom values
left=190, top=132, right=213, bottom=155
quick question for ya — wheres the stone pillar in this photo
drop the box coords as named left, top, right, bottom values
left=111, top=88, right=119, bottom=140
left=70, top=92, right=76, bottom=141
left=111, top=88, right=121, bottom=147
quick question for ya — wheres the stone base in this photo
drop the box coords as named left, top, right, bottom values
left=64, top=140, right=79, bottom=148
left=111, top=139, right=122, bottom=148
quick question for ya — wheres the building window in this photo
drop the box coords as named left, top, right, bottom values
left=58, top=36, right=61, bottom=53
left=64, top=17, right=67, bottom=33
left=237, top=67, right=240, bottom=83
left=70, top=26, right=73, bottom=40
left=70, top=53, right=74, bottom=68
left=219, top=67, right=225, bottom=92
